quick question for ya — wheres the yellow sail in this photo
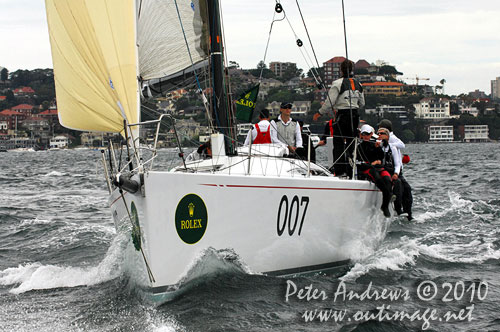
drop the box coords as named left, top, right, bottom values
left=45, top=0, right=139, bottom=133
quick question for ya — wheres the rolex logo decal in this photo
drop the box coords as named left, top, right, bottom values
left=175, top=194, right=208, bottom=244
left=188, top=202, right=195, bottom=217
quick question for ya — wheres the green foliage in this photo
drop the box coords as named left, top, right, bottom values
left=278, top=64, right=303, bottom=82
left=378, top=65, right=403, bottom=76
left=307, top=67, right=325, bottom=79
left=354, top=68, right=369, bottom=75
left=248, top=67, right=275, bottom=79
left=0, top=68, right=8, bottom=81
left=401, top=129, right=415, bottom=142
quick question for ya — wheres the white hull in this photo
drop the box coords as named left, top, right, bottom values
left=109, top=159, right=384, bottom=303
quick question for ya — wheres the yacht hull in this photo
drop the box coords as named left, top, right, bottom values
left=109, top=170, right=384, bottom=303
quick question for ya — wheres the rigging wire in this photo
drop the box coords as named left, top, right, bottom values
left=173, top=0, right=214, bottom=132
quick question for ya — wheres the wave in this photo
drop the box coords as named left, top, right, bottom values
left=418, top=239, right=500, bottom=264
left=417, top=191, right=475, bottom=222
left=0, top=233, right=127, bottom=294
left=341, top=237, right=420, bottom=282
left=44, top=170, right=67, bottom=177
left=341, top=233, right=500, bottom=282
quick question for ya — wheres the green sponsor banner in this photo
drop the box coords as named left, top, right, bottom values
left=235, top=84, right=260, bottom=123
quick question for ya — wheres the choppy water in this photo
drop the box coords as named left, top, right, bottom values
left=1, top=143, right=499, bottom=332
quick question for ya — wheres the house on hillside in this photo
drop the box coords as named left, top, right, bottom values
left=362, top=82, right=405, bottom=96
left=414, top=98, right=451, bottom=119
left=11, top=104, right=34, bottom=116
left=13, top=87, right=35, bottom=97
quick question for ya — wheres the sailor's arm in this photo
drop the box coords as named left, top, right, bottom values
left=314, top=83, right=340, bottom=120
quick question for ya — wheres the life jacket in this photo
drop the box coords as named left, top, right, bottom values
left=253, top=123, right=272, bottom=144
left=339, top=77, right=363, bottom=95
left=382, top=144, right=395, bottom=174
left=272, top=117, right=298, bottom=146
left=328, top=119, right=334, bottom=136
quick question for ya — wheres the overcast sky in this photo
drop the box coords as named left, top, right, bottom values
left=1, top=0, right=500, bottom=96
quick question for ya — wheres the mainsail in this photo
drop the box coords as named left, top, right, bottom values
left=45, top=0, right=209, bottom=133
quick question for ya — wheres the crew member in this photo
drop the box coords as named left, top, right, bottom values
left=271, top=102, right=303, bottom=153
left=317, top=118, right=335, bottom=147
left=186, top=140, right=212, bottom=162
left=378, top=119, right=413, bottom=221
left=243, top=108, right=279, bottom=145
left=313, top=59, right=365, bottom=177
left=356, top=124, right=393, bottom=217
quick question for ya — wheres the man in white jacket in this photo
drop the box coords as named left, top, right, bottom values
left=378, top=119, right=413, bottom=220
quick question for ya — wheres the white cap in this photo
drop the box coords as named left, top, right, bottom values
left=359, top=124, right=374, bottom=134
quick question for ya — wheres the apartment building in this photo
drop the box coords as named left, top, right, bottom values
left=428, top=125, right=453, bottom=142
left=269, top=62, right=296, bottom=78
left=463, top=125, right=489, bottom=142
left=362, top=82, right=404, bottom=96
left=414, top=98, right=451, bottom=119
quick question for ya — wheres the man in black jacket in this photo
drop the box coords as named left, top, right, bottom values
left=356, top=124, right=393, bottom=217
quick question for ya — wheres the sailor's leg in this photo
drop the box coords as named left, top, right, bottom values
left=400, top=175, right=413, bottom=220
left=393, top=178, right=403, bottom=214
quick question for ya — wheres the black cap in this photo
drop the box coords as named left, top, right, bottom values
left=259, top=108, right=270, bottom=118
left=378, top=119, right=393, bottom=132
left=280, top=102, right=292, bottom=109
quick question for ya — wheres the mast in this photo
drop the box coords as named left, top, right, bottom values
left=207, top=0, right=235, bottom=155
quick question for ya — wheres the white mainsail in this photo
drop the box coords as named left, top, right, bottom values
left=137, top=0, right=208, bottom=81
left=45, top=0, right=209, bottom=133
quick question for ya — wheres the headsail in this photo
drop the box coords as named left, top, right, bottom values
left=45, top=0, right=139, bottom=133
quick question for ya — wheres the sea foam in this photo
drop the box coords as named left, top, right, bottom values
left=0, top=233, right=127, bottom=294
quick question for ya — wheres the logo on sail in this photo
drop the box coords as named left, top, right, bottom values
left=130, top=201, right=141, bottom=251
left=175, top=194, right=208, bottom=244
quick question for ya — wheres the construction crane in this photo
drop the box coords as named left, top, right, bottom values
left=404, top=75, right=430, bottom=86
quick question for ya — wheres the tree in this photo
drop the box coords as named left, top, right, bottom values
left=0, top=68, right=8, bottom=81
left=248, top=61, right=275, bottom=79
left=306, top=67, right=325, bottom=79
left=279, top=63, right=302, bottom=82
left=440, top=79, right=446, bottom=95
left=401, top=129, right=415, bottom=142
left=228, top=61, right=240, bottom=69
left=378, top=65, right=403, bottom=76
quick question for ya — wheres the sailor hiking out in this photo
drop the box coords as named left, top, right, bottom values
left=356, top=124, right=393, bottom=217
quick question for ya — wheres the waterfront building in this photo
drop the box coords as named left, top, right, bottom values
left=414, top=98, right=451, bottom=119
left=49, top=135, right=69, bottom=149
left=462, top=125, right=489, bottom=142
left=365, top=105, right=409, bottom=125
left=428, top=125, right=453, bottom=142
